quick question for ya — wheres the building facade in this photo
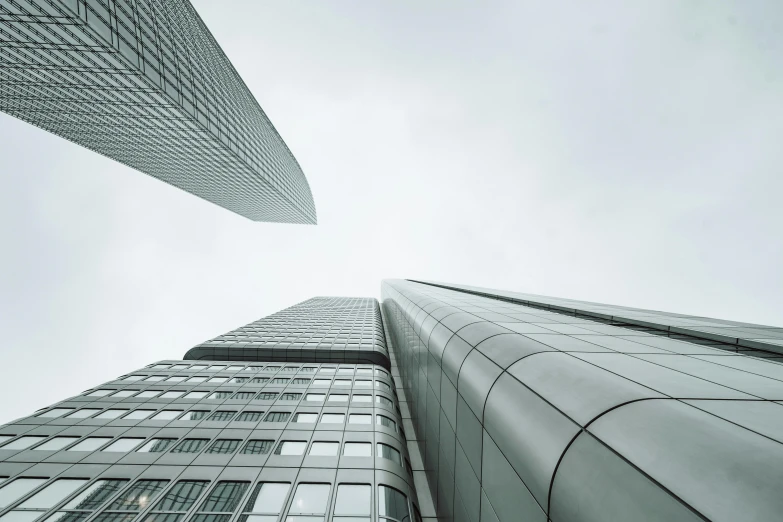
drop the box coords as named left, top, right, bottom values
left=0, top=0, right=316, bottom=224
left=2, top=281, right=783, bottom=522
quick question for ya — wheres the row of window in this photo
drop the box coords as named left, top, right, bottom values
left=0, top=476, right=416, bottom=522
left=0, top=430, right=405, bottom=461
left=140, top=364, right=390, bottom=378
left=109, top=377, right=392, bottom=389
left=17, top=410, right=399, bottom=430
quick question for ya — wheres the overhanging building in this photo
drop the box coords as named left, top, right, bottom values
left=0, top=0, right=316, bottom=224
left=2, top=280, right=783, bottom=522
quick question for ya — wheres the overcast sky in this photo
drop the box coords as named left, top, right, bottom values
left=0, top=0, right=781, bottom=424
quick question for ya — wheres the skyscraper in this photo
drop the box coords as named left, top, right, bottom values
left=0, top=0, right=316, bottom=224
left=2, top=280, right=783, bottom=522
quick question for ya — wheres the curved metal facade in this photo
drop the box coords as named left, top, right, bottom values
left=381, top=279, right=783, bottom=522
left=0, top=0, right=316, bottom=223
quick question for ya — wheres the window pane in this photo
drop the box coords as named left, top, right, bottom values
left=333, top=380, right=351, bottom=387
left=232, top=392, right=254, bottom=400
left=376, top=444, right=401, bottom=466
left=343, top=443, right=371, bottom=457
left=68, top=438, right=112, bottom=452
left=187, top=378, right=207, bottom=383
left=236, top=412, right=263, bottom=422
left=103, top=439, right=144, bottom=453
left=2, top=436, right=46, bottom=450
left=255, top=393, right=276, bottom=400
left=111, top=391, right=136, bottom=398
left=151, top=411, right=182, bottom=421
left=241, top=440, right=274, bottom=455
left=95, top=410, right=127, bottom=419
left=205, top=440, right=240, bottom=454
left=199, top=482, right=249, bottom=512
left=377, top=416, right=396, bottom=432
left=351, top=396, right=371, bottom=403
left=154, top=481, right=209, bottom=511
left=320, top=414, right=344, bottom=424
left=289, top=484, right=330, bottom=515
left=124, top=410, right=154, bottom=420
left=244, top=483, right=290, bottom=514
left=274, top=442, right=305, bottom=456
left=19, top=479, right=88, bottom=509
left=309, top=443, right=338, bottom=457
left=0, top=511, right=43, bottom=522
left=378, top=486, right=409, bottom=522
left=92, top=513, right=137, bottom=522
left=304, top=395, right=324, bottom=402
left=160, top=392, right=184, bottom=399
left=66, top=410, right=100, bottom=419
left=354, top=381, right=372, bottom=387
left=63, top=479, right=129, bottom=509
left=293, top=413, right=317, bottom=423
left=182, top=411, right=208, bottom=421
left=349, top=415, right=371, bottom=424
left=171, top=439, right=208, bottom=454
left=206, top=411, right=235, bottom=422
left=137, top=439, right=175, bottom=453
left=136, top=392, right=159, bottom=398
left=185, top=392, right=208, bottom=399
left=280, top=393, right=301, bottom=401
left=143, top=514, right=182, bottom=522
left=327, top=395, right=348, bottom=402
left=334, top=485, right=371, bottom=515
left=0, top=479, right=48, bottom=508
left=33, top=437, right=79, bottom=451
left=37, top=409, right=73, bottom=418
left=87, top=390, right=112, bottom=397
left=106, top=480, right=169, bottom=511
left=264, top=412, right=290, bottom=423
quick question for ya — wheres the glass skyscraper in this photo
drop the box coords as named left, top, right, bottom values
left=0, top=0, right=315, bottom=223
left=2, top=280, right=783, bottom=522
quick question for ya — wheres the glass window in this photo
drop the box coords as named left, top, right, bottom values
left=65, top=409, right=100, bottom=419
left=106, top=480, right=169, bottom=511
left=343, top=443, right=371, bottom=457
left=205, top=439, right=240, bottom=454
left=190, top=365, right=208, bottom=371
left=152, top=481, right=209, bottom=512
left=374, top=370, right=388, bottom=378
left=264, top=412, right=290, bottom=423
left=207, top=366, right=227, bottom=372
left=319, top=368, right=335, bottom=374
left=333, top=380, right=351, bottom=387
left=378, top=486, right=409, bottom=522
left=328, top=395, right=348, bottom=402
left=291, top=379, right=310, bottom=385
left=376, top=444, right=401, bottom=465
left=149, top=365, right=170, bottom=370
left=0, top=479, right=48, bottom=508
left=255, top=393, right=277, bottom=401
left=1, top=436, right=47, bottom=450
left=37, top=408, right=73, bottom=418
left=240, top=483, right=290, bottom=521
left=309, top=442, right=338, bottom=456
left=205, top=411, right=235, bottom=422
left=349, top=414, right=371, bottom=425
left=351, top=395, right=372, bottom=403
left=334, top=484, right=371, bottom=520
left=86, top=390, right=112, bottom=397
left=274, top=441, right=305, bottom=456
left=232, top=392, right=254, bottom=400
left=305, top=394, right=324, bottom=402
left=280, top=393, right=302, bottom=401
left=103, top=439, right=144, bottom=453
left=320, top=414, right=344, bottom=424
left=293, top=413, right=317, bottom=423
left=312, top=380, right=330, bottom=387
left=270, top=379, right=288, bottom=385
left=207, top=378, right=228, bottom=384
left=171, top=439, right=209, bottom=453
left=208, top=392, right=232, bottom=400
left=241, top=440, right=273, bottom=455
left=33, top=437, right=79, bottom=451
left=170, top=365, right=189, bottom=371
left=187, top=377, right=208, bottom=383
left=227, top=366, right=244, bottom=371
left=198, top=482, right=249, bottom=512
left=288, top=484, right=330, bottom=517
left=300, top=368, right=317, bottom=373
left=354, top=381, right=372, bottom=388
left=151, top=410, right=183, bottom=421
left=18, top=479, right=88, bottom=508
left=95, top=410, right=127, bottom=420
left=137, top=439, right=176, bottom=453
left=111, top=391, right=137, bottom=398
left=236, top=412, right=263, bottom=422
left=136, top=391, right=160, bottom=398
left=182, top=411, right=209, bottom=421
left=121, top=376, right=144, bottom=382
left=355, top=369, right=372, bottom=375
left=124, top=410, right=154, bottom=420
left=376, top=382, right=391, bottom=391
left=252, top=379, right=269, bottom=385
left=145, top=376, right=165, bottom=382
left=160, top=392, right=184, bottom=399
left=376, top=416, right=397, bottom=432
left=376, top=396, right=393, bottom=408
left=185, top=392, right=208, bottom=399
left=165, top=377, right=186, bottom=383
left=337, top=369, right=354, bottom=375
left=62, top=479, right=128, bottom=509
left=230, top=379, right=248, bottom=385
left=68, top=438, right=112, bottom=452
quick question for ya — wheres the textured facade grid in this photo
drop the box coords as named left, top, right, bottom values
left=0, top=0, right=316, bottom=223
left=187, top=298, right=389, bottom=369
left=0, top=360, right=420, bottom=522
left=381, top=279, right=783, bottom=522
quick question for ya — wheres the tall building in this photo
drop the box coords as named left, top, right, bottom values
left=0, top=0, right=316, bottom=224
left=2, top=280, right=783, bottom=522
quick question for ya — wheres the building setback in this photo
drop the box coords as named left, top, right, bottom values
left=0, top=0, right=316, bottom=224
left=2, top=281, right=783, bottom=522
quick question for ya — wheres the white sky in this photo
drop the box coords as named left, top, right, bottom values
left=0, top=0, right=781, bottom=424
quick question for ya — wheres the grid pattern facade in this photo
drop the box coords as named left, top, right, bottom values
left=381, top=279, right=783, bottom=522
left=0, top=0, right=316, bottom=224
left=187, top=298, right=389, bottom=369
left=0, top=360, right=420, bottom=522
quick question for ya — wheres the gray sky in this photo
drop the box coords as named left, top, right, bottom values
left=1, top=0, right=781, bottom=424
